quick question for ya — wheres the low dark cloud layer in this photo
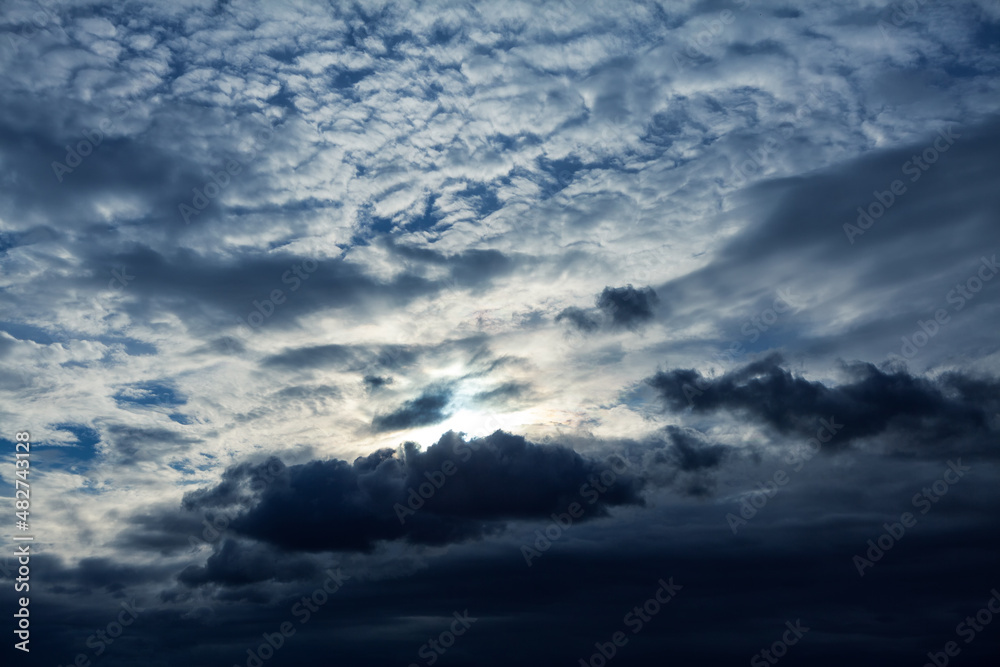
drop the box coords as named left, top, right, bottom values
left=647, top=354, right=1000, bottom=457
left=182, top=430, right=645, bottom=555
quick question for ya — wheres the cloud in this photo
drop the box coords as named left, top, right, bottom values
left=2, top=1, right=999, bottom=665
left=597, top=285, right=660, bottom=328
left=182, top=430, right=645, bottom=554
left=362, top=374, right=393, bottom=391
left=371, top=384, right=454, bottom=432
left=646, top=354, right=999, bottom=457
left=555, top=306, right=600, bottom=333
left=178, top=539, right=320, bottom=587
left=557, top=284, right=660, bottom=333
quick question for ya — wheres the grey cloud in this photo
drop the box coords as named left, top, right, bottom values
left=182, top=430, right=645, bottom=555
left=647, top=354, right=999, bottom=458
left=557, top=284, right=660, bottom=334
left=371, top=384, right=454, bottom=433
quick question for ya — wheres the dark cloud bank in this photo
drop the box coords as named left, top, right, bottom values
left=557, top=284, right=660, bottom=333
left=181, top=429, right=646, bottom=553
left=648, top=353, right=1000, bottom=458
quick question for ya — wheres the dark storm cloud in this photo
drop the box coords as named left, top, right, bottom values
left=659, top=425, right=731, bottom=472
left=27, top=454, right=1000, bottom=667
left=625, top=425, right=735, bottom=498
left=371, top=384, right=454, bottom=432
left=27, top=553, right=172, bottom=595
left=597, top=285, right=660, bottom=328
left=113, top=507, right=208, bottom=555
left=181, top=430, right=644, bottom=555
left=647, top=354, right=999, bottom=457
left=178, top=540, right=320, bottom=587
left=557, top=284, right=660, bottom=333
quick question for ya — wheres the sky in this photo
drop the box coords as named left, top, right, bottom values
left=1, top=0, right=1000, bottom=665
